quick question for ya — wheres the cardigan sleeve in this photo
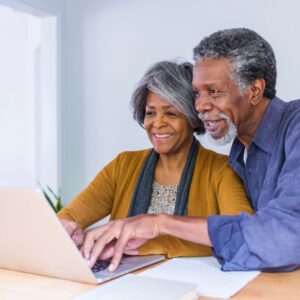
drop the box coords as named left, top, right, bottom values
left=57, top=154, right=121, bottom=228
left=214, top=157, right=253, bottom=215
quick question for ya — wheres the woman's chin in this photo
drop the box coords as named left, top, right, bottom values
left=153, top=146, right=171, bottom=155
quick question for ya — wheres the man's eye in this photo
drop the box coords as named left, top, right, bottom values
left=193, top=91, right=200, bottom=97
left=208, top=88, right=222, bottom=95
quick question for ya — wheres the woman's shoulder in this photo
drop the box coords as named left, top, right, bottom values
left=115, top=148, right=152, bottom=164
left=198, top=144, right=229, bottom=165
left=197, top=145, right=237, bottom=181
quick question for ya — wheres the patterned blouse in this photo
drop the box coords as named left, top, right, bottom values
left=147, top=180, right=178, bottom=215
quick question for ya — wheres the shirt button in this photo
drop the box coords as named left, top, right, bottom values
left=248, top=168, right=252, bottom=174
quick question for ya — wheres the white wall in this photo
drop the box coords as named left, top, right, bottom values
left=0, top=0, right=65, bottom=15
left=0, top=6, right=37, bottom=187
left=0, top=0, right=65, bottom=192
left=63, top=0, right=300, bottom=202
left=35, top=16, right=59, bottom=191
left=4, top=0, right=300, bottom=203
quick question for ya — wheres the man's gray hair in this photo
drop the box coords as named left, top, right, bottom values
left=193, top=28, right=277, bottom=99
left=131, top=60, right=204, bottom=134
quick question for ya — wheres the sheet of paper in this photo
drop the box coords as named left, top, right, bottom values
left=140, top=257, right=260, bottom=299
left=74, top=274, right=196, bottom=300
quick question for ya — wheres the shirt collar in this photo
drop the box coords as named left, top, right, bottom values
left=252, top=97, right=285, bottom=154
left=229, top=97, right=285, bottom=163
left=229, top=138, right=244, bottom=165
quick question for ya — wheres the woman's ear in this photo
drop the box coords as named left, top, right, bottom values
left=250, top=79, right=266, bottom=106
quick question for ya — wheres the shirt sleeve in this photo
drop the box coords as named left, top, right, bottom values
left=208, top=116, right=300, bottom=272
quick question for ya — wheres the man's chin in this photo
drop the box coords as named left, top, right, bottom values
left=207, top=134, right=229, bottom=146
left=210, top=132, right=226, bottom=140
left=203, top=118, right=237, bottom=146
left=206, top=131, right=236, bottom=146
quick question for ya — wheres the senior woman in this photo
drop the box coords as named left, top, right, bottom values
left=58, top=60, right=252, bottom=267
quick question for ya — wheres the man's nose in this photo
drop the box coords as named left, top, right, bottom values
left=195, top=95, right=213, bottom=113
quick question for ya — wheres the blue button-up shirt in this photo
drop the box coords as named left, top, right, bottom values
left=208, top=97, right=300, bottom=271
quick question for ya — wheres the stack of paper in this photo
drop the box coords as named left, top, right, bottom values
left=141, top=257, right=260, bottom=299
left=74, top=274, right=196, bottom=300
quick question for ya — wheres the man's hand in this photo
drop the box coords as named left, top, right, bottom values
left=81, top=214, right=162, bottom=272
left=60, top=219, right=84, bottom=246
left=95, top=238, right=148, bottom=260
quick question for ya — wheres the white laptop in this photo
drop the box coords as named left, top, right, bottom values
left=0, top=188, right=164, bottom=284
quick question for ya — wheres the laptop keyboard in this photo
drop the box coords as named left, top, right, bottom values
left=91, top=260, right=123, bottom=273
left=92, top=260, right=110, bottom=272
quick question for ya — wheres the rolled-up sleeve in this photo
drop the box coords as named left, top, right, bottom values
left=208, top=215, right=244, bottom=268
left=208, top=202, right=300, bottom=272
left=207, top=103, right=300, bottom=272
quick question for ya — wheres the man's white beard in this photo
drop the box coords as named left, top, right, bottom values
left=199, top=113, right=237, bottom=146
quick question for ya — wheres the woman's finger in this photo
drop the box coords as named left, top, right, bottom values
left=60, top=219, right=78, bottom=236
left=72, top=228, right=84, bottom=246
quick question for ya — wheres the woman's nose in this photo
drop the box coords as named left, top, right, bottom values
left=153, top=115, right=166, bottom=128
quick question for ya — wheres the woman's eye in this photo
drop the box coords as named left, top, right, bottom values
left=166, top=111, right=177, bottom=117
left=145, top=111, right=154, bottom=116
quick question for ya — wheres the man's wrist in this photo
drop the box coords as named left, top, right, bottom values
left=155, top=213, right=169, bottom=235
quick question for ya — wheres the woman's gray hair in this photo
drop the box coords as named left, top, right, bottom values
left=131, top=60, right=205, bottom=134
left=193, top=28, right=277, bottom=99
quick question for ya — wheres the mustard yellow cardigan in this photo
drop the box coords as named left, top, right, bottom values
left=58, top=146, right=253, bottom=258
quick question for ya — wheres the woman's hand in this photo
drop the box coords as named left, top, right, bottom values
left=81, top=214, right=162, bottom=272
left=60, top=219, right=84, bottom=246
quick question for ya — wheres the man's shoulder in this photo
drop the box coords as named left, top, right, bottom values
left=269, top=97, right=300, bottom=131
left=279, top=98, right=300, bottom=127
left=276, top=97, right=300, bottom=113
left=284, top=99, right=300, bottom=115
left=267, top=98, right=300, bottom=154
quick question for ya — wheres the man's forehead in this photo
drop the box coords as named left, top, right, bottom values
left=192, top=58, right=232, bottom=83
left=193, top=57, right=231, bottom=71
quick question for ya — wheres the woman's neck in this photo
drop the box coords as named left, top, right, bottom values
left=154, top=138, right=194, bottom=185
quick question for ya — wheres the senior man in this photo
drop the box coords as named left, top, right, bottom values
left=81, top=28, right=300, bottom=273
